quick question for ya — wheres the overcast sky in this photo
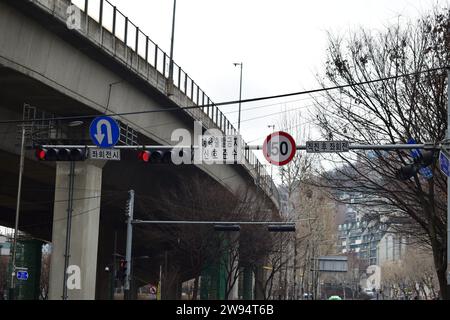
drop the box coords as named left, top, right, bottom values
left=81, top=0, right=448, bottom=169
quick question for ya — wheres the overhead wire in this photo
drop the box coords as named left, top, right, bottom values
left=0, top=66, right=445, bottom=125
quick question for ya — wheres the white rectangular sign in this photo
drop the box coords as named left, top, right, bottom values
left=89, top=148, right=121, bottom=161
left=306, top=141, right=349, bottom=153
left=201, top=135, right=243, bottom=164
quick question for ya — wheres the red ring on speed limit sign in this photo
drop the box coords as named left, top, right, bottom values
left=263, top=131, right=297, bottom=166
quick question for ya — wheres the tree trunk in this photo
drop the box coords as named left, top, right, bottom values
left=431, top=245, right=448, bottom=299
left=192, top=276, right=199, bottom=300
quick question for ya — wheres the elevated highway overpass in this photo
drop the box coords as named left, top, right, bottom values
left=0, top=0, right=280, bottom=299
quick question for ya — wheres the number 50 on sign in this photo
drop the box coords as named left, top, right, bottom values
left=263, top=131, right=297, bottom=166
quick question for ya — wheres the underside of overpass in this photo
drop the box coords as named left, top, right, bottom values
left=0, top=0, right=279, bottom=300
left=0, top=61, right=276, bottom=300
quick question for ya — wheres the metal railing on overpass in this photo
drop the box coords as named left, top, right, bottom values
left=25, top=0, right=279, bottom=206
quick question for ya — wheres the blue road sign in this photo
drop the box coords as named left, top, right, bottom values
left=407, top=138, right=422, bottom=159
left=17, top=271, right=28, bottom=281
left=407, top=138, right=433, bottom=180
left=440, top=151, right=450, bottom=177
left=90, top=116, right=120, bottom=148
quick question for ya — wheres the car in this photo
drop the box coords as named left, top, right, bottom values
left=365, top=288, right=375, bottom=296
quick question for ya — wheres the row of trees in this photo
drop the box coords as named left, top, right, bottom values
left=136, top=173, right=294, bottom=300
left=314, top=6, right=450, bottom=298
left=381, top=246, right=439, bottom=300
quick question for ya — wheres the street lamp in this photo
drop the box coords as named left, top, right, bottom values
left=168, top=0, right=177, bottom=95
left=233, top=62, right=243, bottom=132
left=267, top=125, right=275, bottom=185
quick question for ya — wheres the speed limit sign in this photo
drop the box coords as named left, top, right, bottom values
left=263, top=131, right=297, bottom=166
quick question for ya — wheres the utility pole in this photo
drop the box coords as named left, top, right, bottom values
left=159, top=264, right=162, bottom=300
left=111, top=231, right=117, bottom=300
left=9, top=123, right=26, bottom=300
left=293, top=234, right=298, bottom=299
left=124, top=190, right=134, bottom=300
left=447, top=68, right=450, bottom=294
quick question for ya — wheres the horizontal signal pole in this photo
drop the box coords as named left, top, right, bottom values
left=131, top=220, right=311, bottom=225
left=246, top=143, right=442, bottom=151
left=39, top=145, right=196, bottom=149
left=40, top=143, right=442, bottom=151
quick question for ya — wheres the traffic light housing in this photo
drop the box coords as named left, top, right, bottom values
left=396, top=163, right=420, bottom=180
left=35, top=147, right=87, bottom=161
left=137, top=149, right=188, bottom=164
left=214, top=224, right=241, bottom=232
left=396, top=150, right=436, bottom=181
left=267, top=224, right=296, bottom=232
left=117, top=259, right=127, bottom=281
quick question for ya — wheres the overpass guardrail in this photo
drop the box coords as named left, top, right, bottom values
left=25, top=0, right=279, bottom=207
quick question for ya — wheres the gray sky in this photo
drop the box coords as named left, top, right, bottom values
left=82, top=0, right=448, bottom=165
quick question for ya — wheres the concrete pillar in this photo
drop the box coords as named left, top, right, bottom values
left=49, top=161, right=104, bottom=300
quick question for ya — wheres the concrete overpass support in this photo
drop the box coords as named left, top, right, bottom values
left=49, top=161, right=104, bottom=300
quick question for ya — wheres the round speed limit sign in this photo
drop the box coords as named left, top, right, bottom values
left=263, top=131, right=297, bottom=166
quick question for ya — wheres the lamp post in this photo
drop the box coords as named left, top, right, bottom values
left=168, top=0, right=177, bottom=95
left=267, top=125, right=275, bottom=184
left=233, top=62, right=243, bottom=132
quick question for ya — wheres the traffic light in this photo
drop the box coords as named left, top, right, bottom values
left=137, top=148, right=188, bottom=164
left=35, top=147, right=87, bottom=161
left=117, top=259, right=127, bottom=281
left=396, top=150, right=435, bottom=181
left=213, top=224, right=241, bottom=232
left=267, top=224, right=296, bottom=232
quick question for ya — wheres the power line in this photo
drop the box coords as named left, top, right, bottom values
left=0, top=67, right=445, bottom=125
left=138, top=95, right=327, bottom=131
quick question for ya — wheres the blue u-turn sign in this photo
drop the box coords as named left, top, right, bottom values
left=90, top=116, right=120, bottom=148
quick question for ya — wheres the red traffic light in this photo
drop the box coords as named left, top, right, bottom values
left=138, top=150, right=151, bottom=162
left=138, top=149, right=173, bottom=164
left=36, top=148, right=46, bottom=160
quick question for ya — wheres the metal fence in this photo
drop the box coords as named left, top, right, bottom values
left=30, top=0, right=279, bottom=204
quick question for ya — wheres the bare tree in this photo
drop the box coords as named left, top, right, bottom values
left=391, top=245, right=439, bottom=299
left=314, top=7, right=450, bottom=298
left=40, top=250, right=50, bottom=300
left=294, top=179, right=338, bottom=299
left=137, top=173, right=274, bottom=300
left=0, top=256, right=8, bottom=300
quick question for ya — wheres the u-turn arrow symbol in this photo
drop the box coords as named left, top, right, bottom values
left=95, top=119, right=113, bottom=145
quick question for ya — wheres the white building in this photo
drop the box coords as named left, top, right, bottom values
left=376, top=231, right=407, bottom=266
left=0, top=235, right=11, bottom=256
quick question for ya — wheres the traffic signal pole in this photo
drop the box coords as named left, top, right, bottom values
left=62, top=161, right=75, bottom=300
left=9, top=124, right=26, bottom=300
left=124, top=190, right=134, bottom=300
left=40, top=143, right=440, bottom=151
left=447, top=69, right=450, bottom=289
